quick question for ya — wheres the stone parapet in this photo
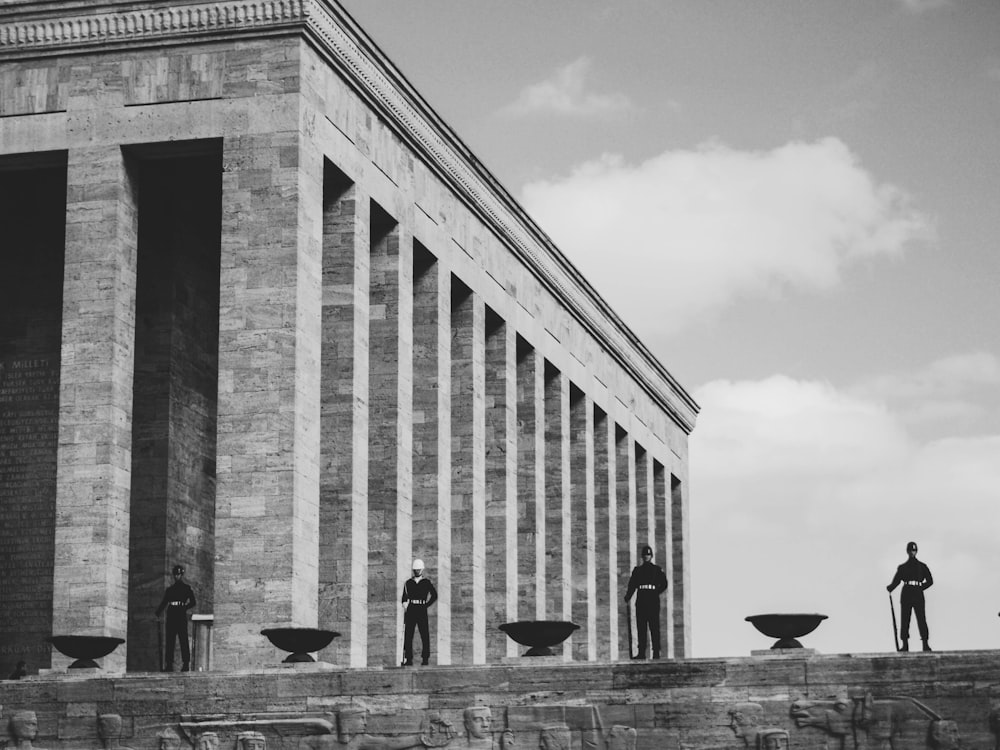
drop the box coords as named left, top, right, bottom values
left=2, top=652, right=1000, bottom=750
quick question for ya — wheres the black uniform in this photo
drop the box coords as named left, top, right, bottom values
left=625, top=559, right=668, bottom=658
left=887, top=557, right=933, bottom=649
left=401, top=576, right=437, bottom=665
left=156, top=579, right=196, bottom=670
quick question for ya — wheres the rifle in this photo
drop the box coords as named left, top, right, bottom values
left=626, top=599, right=633, bottom=659
left=157, top=616, right=164, bottom=671
left=889, top=592, right=900, bottom=652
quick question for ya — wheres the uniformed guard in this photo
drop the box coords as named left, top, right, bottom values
left=624, top=544, right=668, bottom=659
left=401, top=558, right=438, bottom=666
left=155, top=564, right=197, bottom=671
left=886, top=541, right=933, bottom=652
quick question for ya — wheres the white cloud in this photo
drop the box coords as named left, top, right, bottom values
left=689, top=371, right=1000, bottom=657
left=852, top=352, right=1000, bottom=429
left=521, top=138, right=933, bottom=335
left=501, top=57, right=634, bottom=118
left=893, top=0, right=951, bottom=12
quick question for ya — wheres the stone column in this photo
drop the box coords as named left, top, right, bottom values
left=367, top=204, right=413, bottom=667
left=450, top=279, right=485, bottom=663
left=593, top=408, right=617, bottom=661
left=484, top=310, right=516, bottom=662
left=544, top=364, right=571, bottom=645
left=653, top=461, right=672, bottom=659
left=672, top=473, right=691, bottom=658
left=52, top=145, right=138, bottom=671
left=515, top=338, right=542, bottom=621
left=412, top=243, right=450, bottom=664
left=213, top=131, right=323, bottom=669
left=569, top=387, right=595, bottom=661
left=318, top=165, right=369, bottom=668
left=615, top=425, right=635, bottom=658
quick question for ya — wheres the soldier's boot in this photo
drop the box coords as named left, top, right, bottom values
left=900, top=639, right=909, bottom=652
left=922, top=640, right=932, bottom=652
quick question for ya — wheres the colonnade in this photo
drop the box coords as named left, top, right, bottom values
left=38, top=133, right=689, bottom=671
left=298, top=158, right=688, bottom=669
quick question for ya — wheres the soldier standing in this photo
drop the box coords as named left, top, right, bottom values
left=624, top=544, right=668, bottom=659
left=155, top=564, right=197, bottom=671
left=887, top=541, right=933, bottom=652
left=401, top=558, right=437, bottom=666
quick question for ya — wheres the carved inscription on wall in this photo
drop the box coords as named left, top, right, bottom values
left=0, top=356, right=59, bottom=673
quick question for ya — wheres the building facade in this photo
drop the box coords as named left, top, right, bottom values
left=0, top=0, right=698, bottom=674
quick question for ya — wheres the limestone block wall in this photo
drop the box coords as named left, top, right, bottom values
left=2, top=653, right=1000, bottom=750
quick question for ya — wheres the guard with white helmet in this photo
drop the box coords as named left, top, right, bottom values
left=401, top=557, right=437, bottom=666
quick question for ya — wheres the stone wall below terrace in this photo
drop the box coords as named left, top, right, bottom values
left=3, top=651, right=1000, bottom=750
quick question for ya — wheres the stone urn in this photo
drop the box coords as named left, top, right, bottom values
left=499, top=620, right=579, bottom=656
left=46, top=635, right=125, bottom=668
left=745, top=613, right=828, bottom=649
left=260, top=627, right=340, bottom=663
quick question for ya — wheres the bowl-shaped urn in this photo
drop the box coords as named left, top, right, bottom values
left=260, top=628, right=340, bottom=663
left=46, top=635, right=125, bottom=669
left=745, top=614, right=828, bottom=649
left=499, top=620, right=580, bottom=656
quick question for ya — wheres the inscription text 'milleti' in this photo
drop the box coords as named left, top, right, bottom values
left=0, top=357, right=58, bottom=671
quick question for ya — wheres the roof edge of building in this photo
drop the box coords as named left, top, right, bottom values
left=0, top=0, right=701, bottom=433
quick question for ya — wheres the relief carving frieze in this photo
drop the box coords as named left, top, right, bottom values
left=0, top=697, right=990, bottom=750
left=99, top=715, right=136, bottom=750
left=729, top=703, right=789, bottom=750
left=791, top=691, right=962, bottom=750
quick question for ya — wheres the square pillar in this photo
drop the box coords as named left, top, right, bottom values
left=543, top=363, right=570, bottom=630
left=450, top=278, right=485, bottom=664
left=484, top=309, right=516, bottom=662
left=412, top=243, right=451, bottom=665
left=52, top=145, right=139, bottom=671
left=593, top=406, right=617, bottom=661
left=319, top=165, right=370, bottom=668
left=570, top=386, right=596, bottom=661
left=367, top=203, right=413, bottom=667
left=672, top=474, right=691, bottom=658
left=213, top=131, right=323, bottom=670
left=515, top=338, right=543, bottom=622
left=615, top=425, right=636, bottom=658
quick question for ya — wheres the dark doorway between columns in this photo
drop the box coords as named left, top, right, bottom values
left=0, top=153, right=67, bottom=678
left=126, top=142, right=221, bottom=672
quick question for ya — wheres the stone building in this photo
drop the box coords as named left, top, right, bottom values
left=0, top=0, right=697, bottom=674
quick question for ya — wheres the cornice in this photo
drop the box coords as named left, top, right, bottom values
left=0, top=1, right=305, bottom=52
left=0, top=0, right=699, bottom=433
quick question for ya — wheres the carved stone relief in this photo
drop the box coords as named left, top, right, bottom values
left=99, top=714, right=136, bottom=750
left=0, top=697, right=989, bottom=750
left=728, top=703, right=789, bottom=750
left=989, top=706, right=1000, bottom=750
left=7, top=710, right=47, bottom=750
left=790, top=691, right=962, bottom=750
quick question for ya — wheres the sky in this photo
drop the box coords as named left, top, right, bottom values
left=338, top=0, right=1000, bottom=658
